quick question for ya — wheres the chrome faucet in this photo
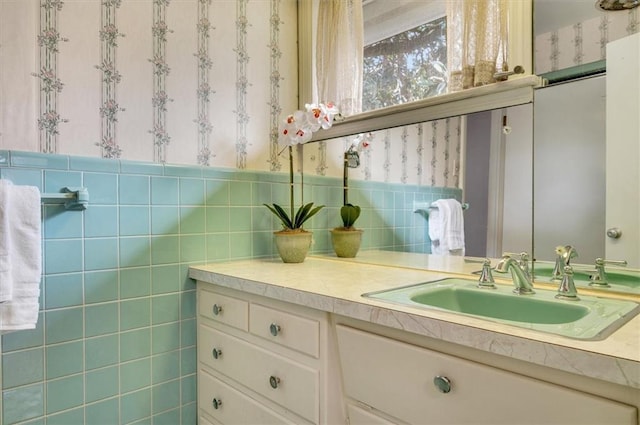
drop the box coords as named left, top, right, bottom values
left=589, top=258, right=628, bottom=288
left=550, top=245, right=579, bottom=281
left=555, top=266, right=580, bottom=301
left=477, top=258, right=496, bottom=289
left=496, top=253, right=535, bottom=295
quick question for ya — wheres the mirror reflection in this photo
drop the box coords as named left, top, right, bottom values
left=303, top=104, right=533, bottom=260
left=303, top=0, right=639, bottom=296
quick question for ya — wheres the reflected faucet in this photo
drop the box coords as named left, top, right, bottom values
left=589, top=258, right=628, bottom=288
left=496, top=253, right=535, bottom=295
left=551, top=245, right=579, bottom=281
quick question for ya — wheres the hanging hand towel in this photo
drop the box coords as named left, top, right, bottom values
left=0, top=180, right=12, bottom=302
left=428, top=199, right=465, bottom=256
left=0, top=180, right=42, bottom=331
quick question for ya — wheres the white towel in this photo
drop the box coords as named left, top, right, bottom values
left=428, top=199, right=465, bottom=256
left=0, top=180, right=12, bottom=301
left=0, top=179, right=42, bottom=331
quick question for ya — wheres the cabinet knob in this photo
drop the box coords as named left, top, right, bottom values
left=212, top=398, right=222, bottom=409
left=269, top=323, right=281, bottom=337
left=212, top=348, right=222, bottom=359
left=433, top=375, right=452, bottom=393
left=269, top=375, right=280, bottom=389
left=212, top=304, right=223, bottom=316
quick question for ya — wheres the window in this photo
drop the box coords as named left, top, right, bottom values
left=362, top=17, right=447, bottom=112
left=361, top=0, right=448, bottom=112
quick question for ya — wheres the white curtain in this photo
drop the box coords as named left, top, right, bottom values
left=447, top=0, right=509, bottom=92
left=316, top=0, right=364, bottom=116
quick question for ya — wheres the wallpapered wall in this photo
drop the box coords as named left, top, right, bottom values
left=308, top=118, right=462, bottom=188
left=535, top=7, right=639, bottom=74
left=0, top=0, right=462, bottom=189
left=0, top=0, right=299, bottom=170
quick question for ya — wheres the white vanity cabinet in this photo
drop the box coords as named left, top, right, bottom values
left=196, top=281, right=345, bottom=425
left=336, top=324, right=637, bottom=425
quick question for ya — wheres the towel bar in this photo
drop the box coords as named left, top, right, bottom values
left=413, top=202, right=469, bottom=215
left=41, top=187, right=89, bottom=211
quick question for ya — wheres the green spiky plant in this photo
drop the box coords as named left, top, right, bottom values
left=264, top=146, right=324, bottom=232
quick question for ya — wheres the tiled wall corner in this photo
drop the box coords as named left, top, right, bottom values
left=0, top=151, right=460, bottom=425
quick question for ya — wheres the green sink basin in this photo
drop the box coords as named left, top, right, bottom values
left=363, top=278, right=639, bottom=340
left=533, top=265, right=640, bottom=289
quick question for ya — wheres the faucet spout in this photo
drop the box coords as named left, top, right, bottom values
left=496, top=255, right=535, bottom=295
left=557, top=245, right=578, bottom=266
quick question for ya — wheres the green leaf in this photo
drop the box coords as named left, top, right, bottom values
left=293, top=202, right=313, bottom=228
left=298, top=204, right=324, bottom=228
left=340, top=203, right=361, bottom=228
left=264, top=203, right=293, bottom=229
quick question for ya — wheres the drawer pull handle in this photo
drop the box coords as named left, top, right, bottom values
left=433, top=376, right=452, bottom=393
left=212, top=348, right=222, bottom=359
left=269, top=375, right=280, bottom=389
left=212, top=304, right=223, bottom=316
left=269, top=323, right=281, bottom=337
left=212, top=398, right=222, bottom=409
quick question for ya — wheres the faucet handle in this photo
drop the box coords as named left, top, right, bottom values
left=477, top=258, right=496, bottom=289
left=502, top=251, right=530, bottom=264
left=595, top=258, right=627, bottom=267
left=555, top=266, right=580, bottom=301
left=590, top=258, right=628, bottom=287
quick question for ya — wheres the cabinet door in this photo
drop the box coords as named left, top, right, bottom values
left=199, top=369, right=297, bottom=425
left=337, top=325, right=637, bottom=425
left=606, top=33, right=640, bottom=267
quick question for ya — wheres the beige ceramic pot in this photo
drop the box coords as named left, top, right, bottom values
left=274, top=230, right=313, bottom=263
left=330, top=228, right=363, bottom=258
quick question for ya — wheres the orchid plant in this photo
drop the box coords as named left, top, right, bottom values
left=264, top=103, right=339, bottom=231
left=337, top=133, right=372, bottom=230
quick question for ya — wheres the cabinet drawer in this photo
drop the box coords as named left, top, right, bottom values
left=199, top=369, right=297, bottom=424
left=249, top=303, right=320, bottom=358
left=198, top=415, right=215, bottom=425
left=199, top=289, right=248, bottom=331
left=199, top=324, right=320, bottom=424
left=347, top=403, right=396, bottom=425
left=336, top=325, right=637, bottom=425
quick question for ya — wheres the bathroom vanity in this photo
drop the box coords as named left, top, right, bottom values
left=190, top=255, right=640, bottom=425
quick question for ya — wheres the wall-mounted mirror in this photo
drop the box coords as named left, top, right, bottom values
left=300, top=0, right=639, bottom=296
left=532, top=1, right=640, bottom=295
left=298, top=0, right=536, bottom=141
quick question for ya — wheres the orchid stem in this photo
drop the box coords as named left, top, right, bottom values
left=289, top=145, right=294, bottom=221
left=343, top=152, right=349, bottom=206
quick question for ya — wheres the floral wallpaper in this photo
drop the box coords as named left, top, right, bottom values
left=97, top=0, right=125, bottom=159
left=34, top=0, right=69, bottom=154
left=1, top=0, right=459, bottom=188
left=195, top=0, right=213, bottom=166
left=304, top=116, right=462, bottom=188
left=0, top=0, right=299, bottom=169
left=535, top=8, right=639, bottom=74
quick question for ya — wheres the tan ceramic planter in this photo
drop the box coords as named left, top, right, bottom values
left=274, top=230, right=313, bottom=263
left=330, top=228, right=363, bottom=258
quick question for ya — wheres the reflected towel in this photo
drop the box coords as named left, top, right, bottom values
left=0, top=180, right=42, bottom=331
left=428, top=199, right=465, bottom=256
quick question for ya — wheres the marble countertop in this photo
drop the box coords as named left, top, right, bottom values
left=189, top=255, right=640, bottom=389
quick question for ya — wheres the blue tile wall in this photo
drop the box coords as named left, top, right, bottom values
left=0, top=150, right=461, bottom=425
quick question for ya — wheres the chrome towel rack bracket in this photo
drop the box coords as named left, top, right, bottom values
left=41, top=187, right=89, bottom=211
